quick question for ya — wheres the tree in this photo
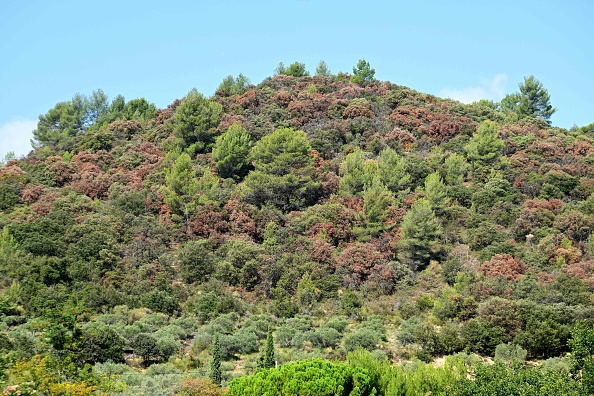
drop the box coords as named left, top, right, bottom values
left=400, top=198, right=442, bottom=270
left=351, top=59, right=375, bottom=86
left=212, top=124, right=252, bottom=180
left=464, top=120, right=504, bottom=168
left=178, top=240, right=215, bottom=284
left=258, top=326, right=276, bottom=371
left=501, top=75, right=556, bottom=123
left=173, top=88, right=223, bottom=153
left=377, top=147, right=411, bottom=195
left=444, top=153, right=469, bottom=185
left=161, top=152, right=200, bottom=228
left=315, top=61, right=331, bottom=77
left=424, top=172, right=450, bottom=213
left=210, top=334, right=222, bottom=385
left=216, top=74, right=251, bottom=96
left=339, top=148, right=376, bottom=196
left=275, top=61, right=309, bottom=77
left=33, top=94, right=88, bottom=149
left=362, top=178, right=394, bottom=236
left=241, top=128, right=320, bottom=211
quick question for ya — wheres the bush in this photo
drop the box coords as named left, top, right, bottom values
left=344, top=328, right=382, bottom=352
left=494, top=343, right=527, bottom=364
left=228, top=359, right=376, bottom=396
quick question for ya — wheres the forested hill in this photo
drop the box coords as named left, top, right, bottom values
left=1, top=61, right=594, bottom=394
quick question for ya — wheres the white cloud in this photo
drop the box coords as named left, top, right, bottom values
left=0, top=118, right=37, bottom=160
left=440, top=74, right=508, bottom=104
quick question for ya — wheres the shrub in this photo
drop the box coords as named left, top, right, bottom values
left=228, top=359, right=376, bottom=396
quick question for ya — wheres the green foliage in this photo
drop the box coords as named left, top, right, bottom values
left=351, top=59, right=376, bottom=86
left=258, top=326, right=276, bottom=371
left=339, top=148, right=375, bottom=196
left=229, top=359, right=376, bottom=396
left=275, top=61, right=309, bottom=77
left=178, top=239, right=214, bottom=284
left=400, top=198, right=442, bottom=270
left=425, top=171, right=450, bottom=213
left=315, top=60, right=332, bottom=77
left=501, top=75, right=556, bottom=123
left=217, top=74, right=251, bottom=96
left=210, top=334, right=222, bottom=385
left=173, top=88, right=223, bottom=152
left=161, top=151, right=200, bottom=220
left=452, top=361, right=581, bottom=395
left=241, top=127, right=320, bottom=211
left=464, top=120, right=504, bottom=168
left=376, top=147, right=410, bottom=195
left=32, top=90, right=109, bottom=150
left=444, top=153, right=469, bottom=185
left=494, top=343, right=527, bottom=364
left=362, top=179, right=394, bottom=235
left=212, top=124, right=253, bottom=180
left=133, top=333, right=162, bottom=364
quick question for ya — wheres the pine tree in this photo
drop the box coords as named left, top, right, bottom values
left=210, top=334, right=222, bottom=385
left=400, top=198, right=442, bottom=271
left=500, top=75, right=556, bottom=124
left=351, top=59, right=376, bottom=86
left=464, top=120, right=504, bottom=169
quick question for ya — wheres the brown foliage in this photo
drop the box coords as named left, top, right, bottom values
left=20, top=185, right=44, bottom=204
left=338, top=242, right=386, bottom=285
left=480, top=254, right=528, bottom=282
left=564, top=259, right=594, bottom=288
left=236, top=90, right=259, bottom=111
left=173, top=378, right=229, bottom=396
left=224, top=198, right=257, bottom=240
left=190, top=205, right=229, bottom=239
left=107, top=119, right=142, bottom=139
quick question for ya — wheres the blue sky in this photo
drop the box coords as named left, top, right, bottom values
left=1, top=0, right=592, bottom=159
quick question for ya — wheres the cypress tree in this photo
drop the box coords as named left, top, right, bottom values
left=263, top=326, right=275, bottom=369
left=258, top=326, right=276, bottom=371
left=210, top=334, right=222, bottom=385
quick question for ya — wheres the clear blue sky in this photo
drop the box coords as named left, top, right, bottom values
left=1, top=0, right=592, bottom=159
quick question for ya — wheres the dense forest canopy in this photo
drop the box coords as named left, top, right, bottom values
left=1, top=61, right=594, bottom=395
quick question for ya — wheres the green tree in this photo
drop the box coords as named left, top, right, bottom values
left=33, top=94, right=87, bottom=149
left=258, top=326, right=276, bottom=371
left=161, top=152, right=200, bottom=228
left=212, top=124, right=253, bottom=180
left=444, top=153, right=469, bottom=185
left=424, top=171, right=450, bottom=213
left=351, top=59, right=376, bottom=86
left=275, top=61, right=309, bottom=77
left=569, top=322, right=594, bottom=393
left=178, top=240, right=215, bottom=284
left=216, top=74, right=251, bottom=96
left=173, top=88, right=223, bottom=153
left=210, top=334, right=222, bottom=385
left=377, top=147, right=410, bottom=195
left=241, top=128, right=320, bottom=211
left=464, top=120, right=504, bottom=169
left=501, top=75, right=556, bottom=123
left=339, top=148, right=376, bottom=196
left=315, top=60, right=331, bottom=77
left=362, top=178, right=394, bottom=236
left=400, top=198, right=442, bottom=271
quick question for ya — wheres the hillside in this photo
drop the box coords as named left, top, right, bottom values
left=1, top=63, right=594, bottom=394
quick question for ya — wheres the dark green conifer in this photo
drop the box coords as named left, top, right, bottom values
left=210, top=334, right=222, bottom=385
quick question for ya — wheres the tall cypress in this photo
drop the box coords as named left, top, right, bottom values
left=262, top=326, right=275, bottom=369
left=210, top=333, right=222, bottom=385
